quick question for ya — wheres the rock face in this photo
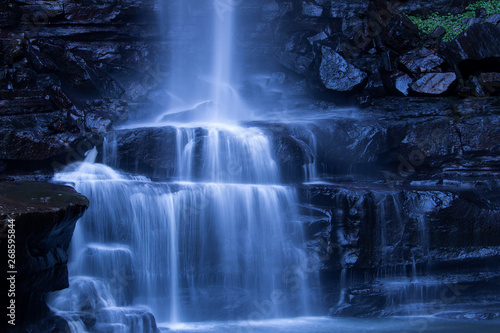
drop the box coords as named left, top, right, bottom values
left=300, top=182, right=500, bottom=318
left=0, top=0, right=161, bottom=174
left=0, top=182, right=88, bottom=332
left=257, top=0, right=500, bottom=102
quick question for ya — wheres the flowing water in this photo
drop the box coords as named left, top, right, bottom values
left=44, top=1, right=497, bottom=332
left=48, top=1, right=322, bottom=330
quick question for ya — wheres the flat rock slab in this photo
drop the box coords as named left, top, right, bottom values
left=0, top=181, right=88, bottom=224
left=0, top=181, right=88, bottom=328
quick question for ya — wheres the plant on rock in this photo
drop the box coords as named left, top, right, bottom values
left=406, top=0, right=500, bottom=42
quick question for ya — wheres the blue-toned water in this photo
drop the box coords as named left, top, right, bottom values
left=158, top=316, right=500, bottom=333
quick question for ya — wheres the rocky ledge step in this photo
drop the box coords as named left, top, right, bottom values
left=0, top=181, right=89, bottom=332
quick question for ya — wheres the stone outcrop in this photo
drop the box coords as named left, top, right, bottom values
left=259, top=0, right=500, bottom=102
left=300, top=181, right=500, bottom=319
left=0, top=181, right=88, bottom=332
left=0, top=0, right=161, bottom=175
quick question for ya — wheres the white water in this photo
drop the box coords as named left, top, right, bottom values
left=47, top=1, right=321, bottom=331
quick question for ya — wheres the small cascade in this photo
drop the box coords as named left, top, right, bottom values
left=172, top=125, right=280, bottom=183
left=49, top=124, right=317, bottom=331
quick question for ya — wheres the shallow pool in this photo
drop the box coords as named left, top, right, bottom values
left=158, top=316, right=500, bottom=333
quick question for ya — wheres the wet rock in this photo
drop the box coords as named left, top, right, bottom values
left=429, top=26, right=446, bottom=39
left=399, top=47, right=445, bottom=74
left=486, top=13, right=500, bottom=25
left=3, top=34, right=25, bottom=65
left=48, top=119, right=66, bottom=134
left=387, top=70, right=413, bottom=96
left=270, top=128, right=315, bottom=183
left=411, top=73, right=456, bottom=95
left=302, top=2, right=323, bottom=17
left=330, top=288, right=385, bottom=317
left=85, top=113, right=112, bottom=134
left=159, top=101, right=213, bottom=122
left=85, top=99, right=128, bottom=123
left=279, top=34, right=315, bottom=77
left=375, top=2, right=422, bottom=53
left=365, top=72, right=386, bottom=97
left=0, top=130, right=73, bottom=160
left=329, top=1, right=369, bottom=19
left=467, top=76, right=488, bottom=97
left=479, top=72, right=500, bottom=95
left=113, top=126, right=179, bottom=177
left=442, top=23, right=500, bottom=67
left=319, top=46, right=367, bottom=92
left=0, top=181, right=88, bottom=329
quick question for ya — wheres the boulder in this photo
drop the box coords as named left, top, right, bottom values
left=411, top=72, right=456, bottom=95
left=388, top=70, right=413, bottom=96
left=302, top=2, right=323, bottom=17
left=319, top=46, right=367, bottom=92
left=442, top=23, right=500, bottom=66
left=399, top=47, right=445, bottom=74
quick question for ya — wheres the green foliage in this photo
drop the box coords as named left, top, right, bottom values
left=406, top=0, right=500, bottom=42
left=466, top=0, right=500, bottom=15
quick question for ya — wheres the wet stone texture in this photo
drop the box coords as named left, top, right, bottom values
left=0, top=181, right=88, bottom=332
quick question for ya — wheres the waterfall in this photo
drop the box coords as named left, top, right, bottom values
left=48, top=1, right=318, bottom=331
left=49, top=126, right=315, bottom=331
left=159, top=0, right=246, bottom=122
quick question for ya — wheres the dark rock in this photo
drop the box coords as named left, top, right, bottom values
left=85, top=113, right=112, bottom=134
left=429, top=26, right=447, bottom=39
left=0, top=181, right=88, bottom=330
left=330, top=288, right=385, bottom=317
left=49, top=86, right=75, bottom=111
left=388, top=70, right=413, bottom=96
left=48, top=119, right=66, bottom=134
left=329, top=1, right=369, bottom=19
left=399, top=47, right=445, bottom=74
left=85, top=99, right=128, bottom=123
left=319, top=46, right=367, bottom=92
left=467, top=76, right=488, bottom=97
left=442, top=23, right=500, bottom=67
left=475, top=8, right=488, bottom=19
left=365, top=72, right=386, bottom=97
left=302, top=1, right=323, bottom=17
left=374, top=1, right=422, bottom=53
left=356, top=94, right=373, bottom=108
left=0, top=130, right=73, bottom=160
left=279, top=51, right=315, bottom=77
left=464, top=17, right=484, bottom=27
left=486, top=13, right=500, bottom=25
left=112, top=126, right=178, bottom=177
left=479, top=72, right=500, bottom=95
left=411, top=72, right=456, bottom=95
left=382, top=51, right=397, bottom=72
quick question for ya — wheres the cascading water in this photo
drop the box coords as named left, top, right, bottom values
left=49, top=126, right=316, bottom=331
left=48, top=2, right=318, bottom=331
